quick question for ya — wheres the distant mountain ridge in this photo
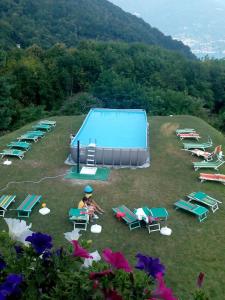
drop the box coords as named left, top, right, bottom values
left=109, top=0, right=225, bottom=58
left=0, top=0, right=195, bottom=59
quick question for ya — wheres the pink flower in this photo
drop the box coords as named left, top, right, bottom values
left=103, top=288, right=123, bottom=300
left=71, top=240, right=92, bottom=259
left=102, top=248, right=132, bottom=273
left=151, top=272, right=177, bottom=300
left=197, top=272, right=205, bottom=288
left=93, top=279, right=99, bottom=289
left=89, top=270, right=113, bottom=280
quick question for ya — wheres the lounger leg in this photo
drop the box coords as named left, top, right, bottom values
left=212, top=204, right=218, bottom=213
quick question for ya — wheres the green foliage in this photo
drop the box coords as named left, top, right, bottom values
left=0, top=0, right=194, bottom=59
left=14, top=105, right=47, bottom=128
left=60, top=93, right=102, bottom=115
left=0, top=233, right=155, bottom=300
left=0, top=76, right=14, bottom=131
left=1, top=41, right=225, bottom=132
left=0, top=230, right=210, bottom=300
left=192, top=289, right=210, bottom=300
left=146, top=88, right=206, bottom=117
left=93, top=70, right=149, bottom=110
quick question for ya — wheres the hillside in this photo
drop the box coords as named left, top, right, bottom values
left=0, top=0, right=195, bottom=59
left=0, top=115, right=224, bottom=299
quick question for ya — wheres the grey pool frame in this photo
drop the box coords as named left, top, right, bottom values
left=70, top=109, right=150, bottom=167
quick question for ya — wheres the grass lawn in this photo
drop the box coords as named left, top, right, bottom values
left=0, top=115, right=225, bottom=299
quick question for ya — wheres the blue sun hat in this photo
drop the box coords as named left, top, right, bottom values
left=84, top=185, right=94, bottom=196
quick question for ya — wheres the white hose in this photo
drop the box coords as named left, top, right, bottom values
left=0, top=173, right=67, bottom=192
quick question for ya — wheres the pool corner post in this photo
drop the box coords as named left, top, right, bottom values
left=77, top=140, right=80, bottom=174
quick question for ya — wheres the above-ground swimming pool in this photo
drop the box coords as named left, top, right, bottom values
left=70, top=108, right=149, bottom=167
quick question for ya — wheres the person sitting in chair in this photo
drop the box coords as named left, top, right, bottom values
left=78, top=197, right=95, bottom=221
left=87, top=196, right=104, bottom=214
left=83, top=185, right=104, bottom=214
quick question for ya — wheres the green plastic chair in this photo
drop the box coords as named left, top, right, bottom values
left=174, top=199, right=208, bottom=222
left=187, top=192, right=221, bottom=213
left=0, top=149, right=25, bottom=160
left=32, top=124, right=52, bottom=132
left=27, top=130, right=45, bottom=137
left=69, top=208, right=89, bottom=230
left=193, top=159, right=225, bottom=171
left=16, top=194, right=42, bottom=217
left=183, top=137, right=213, bottom=150
left=7, top=141, right=31, bottom=151
left=134, top=207, right=169, bottom=234
left=112, top=205, right=141, bottom=230
left=17, top=133, right=40, bottom=142
left=0, top=195, right=16, bottom=217
left=39, top=120, right=56, bottom=127
left=176, top=128, right=195, bottom=135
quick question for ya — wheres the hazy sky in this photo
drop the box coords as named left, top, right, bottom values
left=108, top=0, right=225, bottom=36
left=109, top=0, right=225, bottom=57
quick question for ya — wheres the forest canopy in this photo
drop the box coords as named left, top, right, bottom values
left=1, top=41, right=225, bottom=132
left=0, top=0, right=194, bottom=59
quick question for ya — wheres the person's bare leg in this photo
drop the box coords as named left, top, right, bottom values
left=92, top=200, right=104, bottom=213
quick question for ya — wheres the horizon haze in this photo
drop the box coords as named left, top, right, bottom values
left=109, top=0, right=225, bottom=58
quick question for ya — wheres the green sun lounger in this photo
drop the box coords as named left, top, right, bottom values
left=0, top=149, right=25, bottom=160
left=112, top=205, right=141, bottom=230
left=193, top=159, right=225, bottom=171
left=187, top=192, right=221, bottom=213
left=16, top=194, right=42, bottom=217
left=27, top=130, right=45, bottom=137
left=7, top=141, right=31, bottom=151
left=174, top=199, right=208, bottom=222
left=176, top=128, right=195, bottom=135
left=32, top=124, right=52, bottom=132
left=134, top=207, right=169, bottom=233
left=183, top=137, right=213, bottom=150
left=39, top=120, right=56, bottom=127
left=0, top=195, right=16, bottom=217
left=17, top=133, right=40, bottom=142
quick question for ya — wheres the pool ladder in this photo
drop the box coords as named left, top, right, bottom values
left=86, top=143, right=96, bottom=166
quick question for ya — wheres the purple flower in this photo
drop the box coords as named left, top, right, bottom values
left=42, top=251, right=52, bottom=260
left=14, top=245, right=24, bottom=255
left=0, top=273, right=23, bottom=299
left=56, top=247, right=63, bottom=258
left=25, top=232, right=53, bottom=255
left=135, top=253, right=165, bottom=279
left=0, top=255, right=6, bottom=271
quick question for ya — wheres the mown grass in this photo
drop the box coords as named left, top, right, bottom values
left=0, top=115, right=225, bottom=299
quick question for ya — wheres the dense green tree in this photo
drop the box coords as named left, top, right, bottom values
left=1, top=41, right=225, bottom=133
left=0, top=76, right=14, bottom=131
left=60, top=92, right=102, bottom=115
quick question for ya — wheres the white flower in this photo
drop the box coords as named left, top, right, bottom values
left=64, top=229, right=81, bottom=242
left=4, top=218, right=33, bottom=246
left=82, top=250, right=101, bottom=268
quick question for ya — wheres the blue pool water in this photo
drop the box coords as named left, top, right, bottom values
left=72, top=108, right=147, bottom=148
